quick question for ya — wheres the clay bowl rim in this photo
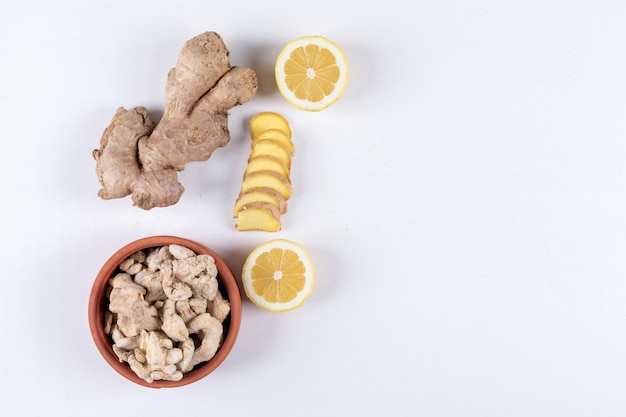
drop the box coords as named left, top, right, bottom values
left=88, top=235, right=242, bottom=388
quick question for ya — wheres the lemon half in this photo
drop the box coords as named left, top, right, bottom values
left=275, top=35, right=349, bottom=111
left=242, top=239, right=314, bottom=312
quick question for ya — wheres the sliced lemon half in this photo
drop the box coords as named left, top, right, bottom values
left=275, top=35, right=349, bottom=111
left=242, top=239, right=314, bottom=312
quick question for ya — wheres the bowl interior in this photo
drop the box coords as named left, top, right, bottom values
left=88, top=236, right=242, bottom=388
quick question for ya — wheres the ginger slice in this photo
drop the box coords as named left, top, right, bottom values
left=245, top=155, right=290, bottom=179
left=235, top=202, right=282, bottom=232
left=233, top=190, right=282, bottom=218
left=240, top=172, right=292, bottom=199
left=245, top=166, right=291, bottom=187
left=244, top=187, right=288, bottom=214
left=249, top=139, right=292, bottom=170
left=249, top=112, right=292, bottom=140
left=251, top=128, right=295, bottom=155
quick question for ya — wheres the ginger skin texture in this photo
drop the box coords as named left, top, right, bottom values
left=93, top=32, right=258, bottom=209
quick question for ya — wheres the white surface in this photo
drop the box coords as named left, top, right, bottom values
left=1, top=0, right=626, bottom=415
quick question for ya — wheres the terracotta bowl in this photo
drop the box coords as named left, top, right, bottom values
left=88, top=236, right=242, bottom=388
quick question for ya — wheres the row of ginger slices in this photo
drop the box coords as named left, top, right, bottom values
left=234, top=112, right=295, bottom=232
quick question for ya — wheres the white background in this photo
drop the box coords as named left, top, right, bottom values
left=1, top=0, right=626, bottom=415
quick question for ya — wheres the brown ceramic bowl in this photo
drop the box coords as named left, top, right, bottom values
left=88, top=236, right=242, bottom=388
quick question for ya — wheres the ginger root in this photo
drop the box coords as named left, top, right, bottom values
left=93, top=32, right=258, bottom=209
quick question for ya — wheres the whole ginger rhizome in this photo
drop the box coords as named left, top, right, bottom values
left=104, top=244, right=230, bottom=383
left=93, top=32, right=258, bottom=210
